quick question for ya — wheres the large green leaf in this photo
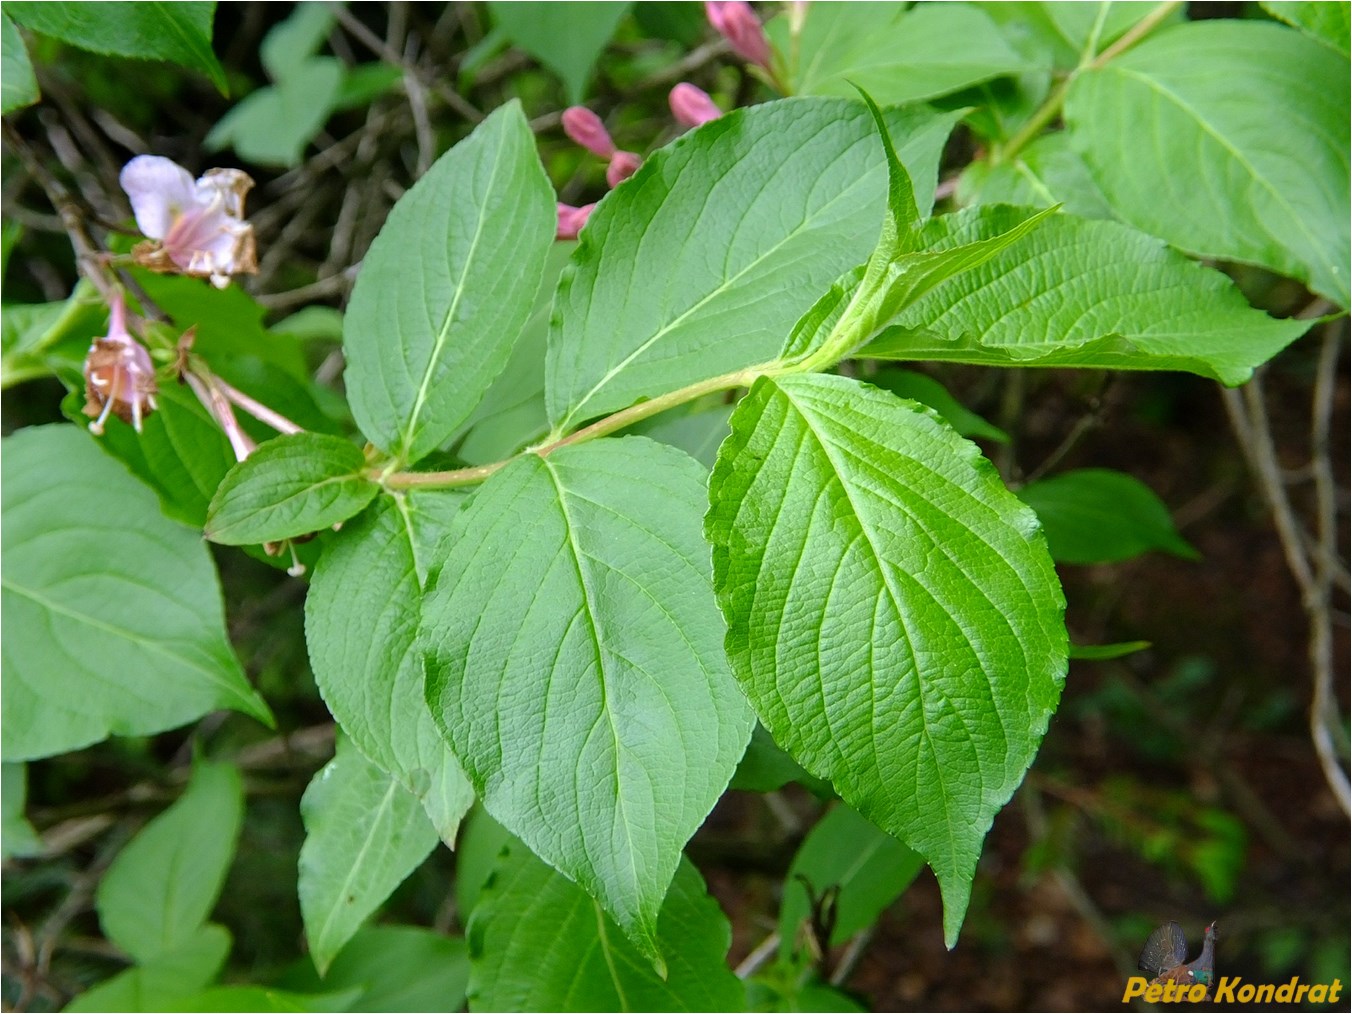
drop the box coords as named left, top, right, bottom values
left=5, top=2, right=226, bottom=92
left=545, top=98, right=960, bottom=431
left=765, top=3, right=1029, bottom=104
left=344, top=100, right=555, bottom=464
left=298, top=735, right=440, bottom=975
left=468, top=844, right=744, bottom=1012
left=779, top=804, right=924, bottom=958
left=65, top=924, right=232, bottom=1014
left=1, top=426, right=271, bottom=760
left=1016, top=468, right=1198, bottom=564
left=1065, top=20, right=1351, bottom=308
left=205, top=433, right=377, bottom=545
left=96, top=760, right=243, bottom=963
left=706, top=374, right=1067, bottom=946
left=487, top=2, right=630, bottom=103
left=305, top=493, right=474, bottom=843
left=860, top=206, right=1311, bottom=385
left=422, top=437, right=753, bottom=964
left=1, top=14, right=38, bottom=114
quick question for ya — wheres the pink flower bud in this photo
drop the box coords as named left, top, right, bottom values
left=556, top=202, right=596, bottom=241
left=82, top=293, right=158, bottom=435
left=605, top=151, right=641, bottom=189
left=705, top=1, right=772, bottom=70
left=561, top=106, right=616, bottom=158
left=669, top=83, right=723, bottom=128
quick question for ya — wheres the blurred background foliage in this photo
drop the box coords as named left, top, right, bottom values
left=2, top=2, right=1347, bottom=1010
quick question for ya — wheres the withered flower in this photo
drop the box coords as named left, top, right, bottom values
left=83, top=293, right=157, bottom=434
left=119, top=156, right=257, bottom=289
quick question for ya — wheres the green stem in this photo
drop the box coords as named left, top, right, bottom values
left=379, top=362, right=775, bottom=491
left=994, top=0, right=1182, bottom=165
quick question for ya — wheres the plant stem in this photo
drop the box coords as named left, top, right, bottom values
left=380, top=363, right=771, bottom=490
left=994, top=0, right=1182, bottom=165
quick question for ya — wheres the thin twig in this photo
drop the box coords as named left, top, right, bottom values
left=735, top=932, right=781, bottom=979
left=1221, top=351, right=1351, bottom=816
left=331, top=2, right=484, bottom=123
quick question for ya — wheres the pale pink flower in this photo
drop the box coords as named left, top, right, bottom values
left=605, top=151, right=642, bottom=188
left=561, top=106, right=616, bottom=158
left=119, top=155, right=257, bottom=289
left=705, top=1, right=773, bottom=70
left=83, top=292, right=157, bottom=435
left=556, top=202, right=596, bottom=241
left=669, top=83, right=723, bottom=128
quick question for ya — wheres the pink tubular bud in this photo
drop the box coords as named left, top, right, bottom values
left=670, top=83, right=723, bottom=128
left=705, top=1, right=773, bottom=70
left=556, top=202, right=596, bottom=241
left=561, top=106, right=616, bottom=158
left=605, top=151, right=641, bottom=189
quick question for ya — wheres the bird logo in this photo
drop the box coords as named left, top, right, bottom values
left=1138, top=921, right=1218, bottom=999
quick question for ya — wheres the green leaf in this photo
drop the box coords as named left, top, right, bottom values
left=546, top=99, right=960, bottom=430
left=306, top=493, right=475, bottom=843
left=868, top=369, right=1008, bottom=443
left=454, top=806, right=514, bottom=922
left=487, top=2, right=631, bottom=103
left=860, top=206, right=1311, bottom=385
left=778, top=804, right=924, bottom=958
left=1, top=14, right=38, bottom=113
left=260, top=3, right=336, bottom=81
left=706, top=374, right=1067, bottom=946
left=299, top=735, right=440, bottom=976
left=137, top=383, right=237, bottom=528
left=785, top=163, right=1058, bottom=367
left=1069, top=640, right=1150, bottom=661
left=1065, top=20, right=1351, bottom=308
left=958, top=133, right=1113, bottom=220
left=5, top=1, right=227, bottom=93
left=766, top=2, right=1029, bottom=104
left=205, top=433, right=377, bottom=545
left=279, top=926, right=469, bottom=1013
left=1262, top=1, right=1350, bottom=55
left=64, top=924, right=232, bottom=1014
left=453, top=242, right=576, bottom=465
left=205, top=58, right=344, bottom=168
left=1, top=426, right=271, bottom=760
left=1016, top=468, right=1199, bottom=564
left=422, top=437, right=754, bottom=964
left=468, top=844, right=745, bottom=1012
left=97, top=760, right=244, bottom=963
left=1, top=764, right=41, bottom=859
left=344, top=100, right=555, bottom=464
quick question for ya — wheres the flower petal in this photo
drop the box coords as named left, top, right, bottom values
left=120, top=155, right=200, bottom=241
